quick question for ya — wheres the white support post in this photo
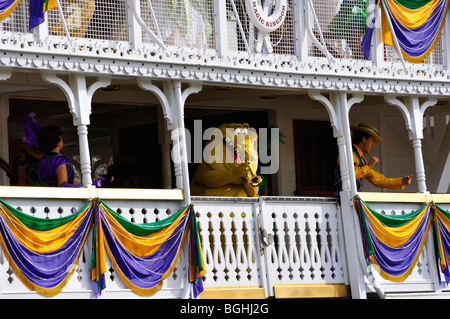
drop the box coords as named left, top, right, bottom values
left=173, top=80, right=203, bottom=300
left=442, top=9, right=450, bottom=69
left=339, top=93, right=358, bottom=196
left=126, top=0, right=142, bottom=50
left=76, top=123, right=92, bottom=185
left=157, top=107, right=172, bottom=189
left=41, top=72, right=111, bottom=186
left=405, top=96, right=428, bottom=193
left=34, top=17, right=49, bottom=42
left=308, top=90, right=369, bottom=299
left=213, top=0, right=229, bottom=58
left=336, top=92, right=370, bottom=299
left=385, top=95, right=438, bottom=194
left=138, top=78, right=201, bottom=199
left=370, top=3, right=384, bottom=66
left=293, top=0, right=309, bottom=61
left=162, top=81, right=183, bottom=190
left=172, top=80, right=202, bottom=206
left=137, top=78, right=177, bottom=188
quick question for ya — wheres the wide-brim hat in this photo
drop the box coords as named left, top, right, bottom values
left=351, top=123, right=382, bottom=143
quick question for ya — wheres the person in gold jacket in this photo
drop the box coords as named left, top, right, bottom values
left=335, top=123, right=412, bottom=193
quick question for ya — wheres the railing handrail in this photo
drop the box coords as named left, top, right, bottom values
left=357, top=192, right=450, bottom=203
left=0, top=185, right=184, bottom=200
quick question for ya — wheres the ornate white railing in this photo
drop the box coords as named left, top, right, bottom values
left=258, top=197, right=347, bottom=297
left=356, top=193, right=450, bottom=298
left=1, top=188, right=450, bottom=299
left=0, top=189, right=349, bottom=298
left=0, top=187, right=188, bottom=298
left=193, top=196, right=349, bottom=298
left=0, top=0, right=448, bottom=87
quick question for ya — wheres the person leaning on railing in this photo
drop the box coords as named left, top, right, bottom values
left=334, top=123, right=413, bottom=194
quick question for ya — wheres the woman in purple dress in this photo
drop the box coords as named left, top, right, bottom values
left=37, top=126, right=82, bottom=187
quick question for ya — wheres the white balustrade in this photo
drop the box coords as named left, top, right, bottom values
left=0, top=192, right=349, bottom=298
left=0, top=194, right=187, bottom=298
left=192, top=196, right=348, bottom=298
left=192, top=198, right=262, bottom=289
left=259, top=197, right=346, bottom=289
left=1, top=191, right=450, bottom=298
left=0, top=0, right=447, bottom=81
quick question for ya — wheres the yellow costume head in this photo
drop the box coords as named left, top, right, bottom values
left=191, top=123, right=262, bottom=197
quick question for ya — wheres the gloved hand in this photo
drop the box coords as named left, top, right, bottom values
left=92, top=178, right=104, bottom=188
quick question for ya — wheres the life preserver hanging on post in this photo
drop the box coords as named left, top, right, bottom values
left=245, top=0, right=287, bottom=34
left=244, top=0, right=287, bottom=53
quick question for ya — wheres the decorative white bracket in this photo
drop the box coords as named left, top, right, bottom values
left=307, top=90, right=363, bottom=137
left=384, top=95, right=438, bottom=140
left=0, top=68, right=12, bottom=81
left=384, top=94, right=438, bottom=193
left=137, top=78, right=174, bottom=130
left=41, top=72, right=111, bottom=186
left=41, top=72, right=111, bottom=125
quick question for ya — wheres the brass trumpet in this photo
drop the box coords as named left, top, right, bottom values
left=245, top=162, right=263, bottom=187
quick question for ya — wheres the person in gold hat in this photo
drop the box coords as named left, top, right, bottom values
left=334, top=123, right=412, bottom=193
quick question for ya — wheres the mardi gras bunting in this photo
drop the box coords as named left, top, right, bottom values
left=354, top=196, right=433, bottom=282
left=0, top=199, right=93, bottom=296
left=0, top=0, right=21, bottom=21
left=433, top=204, right=450, bottom=285
left=29, top=0, right=57, bottom=30
left=362, top=0, right=449, bottom=63
left=92, top=201, right=205, bottom=297
left=0, top=198, right=205, bottom=298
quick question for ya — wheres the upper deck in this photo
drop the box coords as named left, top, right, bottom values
left=0, top=0, right=450, bottom=300
left=0, top=0, right=449, bottom=97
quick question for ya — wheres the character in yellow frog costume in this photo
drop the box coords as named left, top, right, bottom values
left=191, top=123, right=262, bottom=197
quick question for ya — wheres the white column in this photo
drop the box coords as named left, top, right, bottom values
left=293, top=0, right=309, bottom=61
left=406, top=96, right=428, bottom=193
left=337, top=92, right=370, bottom=299
left=338, top=92, right=358, bottom=196
left=370, top=2, right=384, bottom=66
left=41, top=72, right=111, bottom=186
left=76, top=124, right=92, bottom=185
left=385, top=95, right=438, bottom=194
left=162, top=81, right=183, bottom=189
left=442, top=9, right=450, bottom=69
left=171, top=80, right=201, bottom=205
left=126, top=0, right=142, bottom=50
left=412, top=138, right=428, bottom=193
left=173, top=81, right=191, bottom=205
left=308, top=90, right=368, bottom=299
left=213, top=0, right=229, bottom=58
left=157, top=106, right=172, bottom=189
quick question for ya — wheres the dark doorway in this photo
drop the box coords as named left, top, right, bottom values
left=294, top=120, right=337, bottom=196
left=116, top=123, right=162, bottom=189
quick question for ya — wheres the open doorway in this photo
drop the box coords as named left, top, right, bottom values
left=294, top=119, right=337, bottom=197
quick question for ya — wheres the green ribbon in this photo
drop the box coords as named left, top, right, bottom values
left=394, top=0, right=435, bottom=10
left=0, top=199, right=89, bottom=231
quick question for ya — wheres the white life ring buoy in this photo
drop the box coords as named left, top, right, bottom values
left=245, top=0, right=288, bottom=34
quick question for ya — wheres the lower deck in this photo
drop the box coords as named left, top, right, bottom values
left=0, top=187, right=449, bottom=299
